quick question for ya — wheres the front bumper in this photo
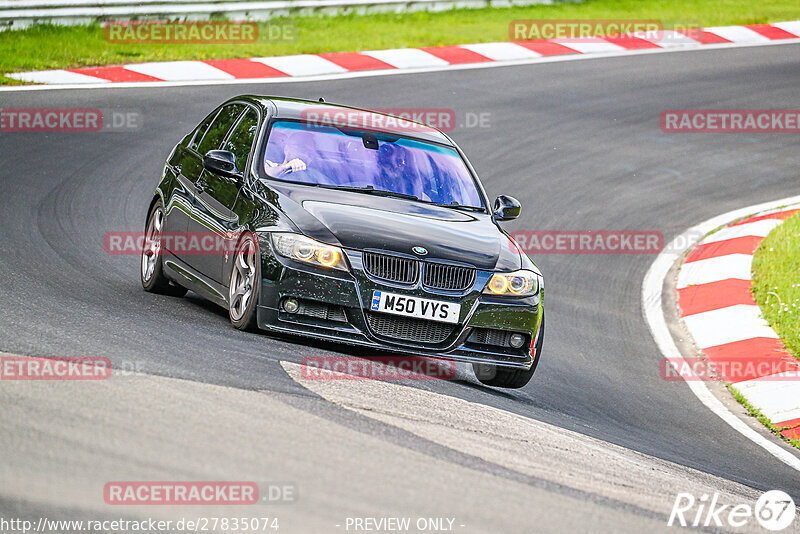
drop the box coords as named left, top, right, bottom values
left=256, top=247, right=542, bottom=369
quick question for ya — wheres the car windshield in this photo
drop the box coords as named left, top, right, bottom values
left=262, top=120, right=484, bottom=209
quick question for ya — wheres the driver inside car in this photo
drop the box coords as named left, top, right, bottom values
left=377, top=143, right=430, bottom=201
left=265, top=130, right=308, bottom=176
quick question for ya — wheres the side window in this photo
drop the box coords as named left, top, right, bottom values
left=221, top=108, right=259, bottom=173
left=196, top=104, right=245, bottom=156
left=188, top=109, right=218, bottom=151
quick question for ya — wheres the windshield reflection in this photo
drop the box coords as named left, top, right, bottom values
left=262, top=121, right=484, bottom=208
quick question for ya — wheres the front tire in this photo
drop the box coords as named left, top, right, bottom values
left=228, top=233, right=260, bottom=331
left=473, top=314, right=544, bottom=389
left=141, top=200, right=187, bottom=297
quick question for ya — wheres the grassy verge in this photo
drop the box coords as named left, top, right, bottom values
left=728, top=384, right=800, bottom=450
left=2, top=0, right=800, bottom=84
left=751, top=211, right=800, bottom=360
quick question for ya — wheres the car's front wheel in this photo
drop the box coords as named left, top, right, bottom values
left=473, top=314, right=544, bottom=389
left=228, top=233, right=260, bottom=331
left=141, top=200, right=188, bottom=297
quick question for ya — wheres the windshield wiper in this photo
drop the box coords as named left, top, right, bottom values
left=317, top=184, right=420, bottom=201
left=307, top=183, right=483, bottom=210
left=433, top=201, right=484, bottom=212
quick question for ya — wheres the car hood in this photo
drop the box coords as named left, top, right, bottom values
left=269, top=184, right=522, bottom=271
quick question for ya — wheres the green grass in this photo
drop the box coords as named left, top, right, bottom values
left=728, top=384, right=800, bottom=450
left=751, top=212, right=800, bottom=360
left=706, top=211, right=800, bottom=451
left=2, top=0, right=800, bottom=84
left=0, top=0, right=800, bottom=83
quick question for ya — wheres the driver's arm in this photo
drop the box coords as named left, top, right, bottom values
left=269, top=158, right=306, bottom=174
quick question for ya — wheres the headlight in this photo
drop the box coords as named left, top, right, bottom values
left=271, top=233, right=348, bottom=272
left=483, top=270, right=539, bottom=297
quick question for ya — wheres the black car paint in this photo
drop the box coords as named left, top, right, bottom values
left=151, top=96, right=543, bottom=369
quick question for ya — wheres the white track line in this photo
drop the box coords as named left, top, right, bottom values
left=774, top=21, right=800, bottom=36
left=642, top=194, right=800, bottom=472
left=458, top=42, right=541, bottom=60
left=705, top=26, right=772, bottom=43
left=7, top=69, right=111, bottom=84
left=644, top=30, right=701, bottom=48
left=2, top=37, right=799, bottom=93
left=682, top=305, right=779, bottom=349
left=550, top=39, right=625, bottom=54
left=733, top=375, right=800, bottom=423
left=251, top=54, right=347, bottom=76
left=701, top=218, right=784, bottom=244
left=676, top=254, right=754, bottom=288
left=125, top=61, right=235, bottom=81
left=361, top=48, right=449, bottom=68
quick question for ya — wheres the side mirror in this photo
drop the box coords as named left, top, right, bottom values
left=203, top=150, right=242, bottom=181
left=493, top=195, right=522, bottom=221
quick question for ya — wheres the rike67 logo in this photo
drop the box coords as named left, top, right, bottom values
left=669, top=490, right=796, bottom=531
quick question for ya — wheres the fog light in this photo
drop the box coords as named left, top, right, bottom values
left=283, top=298, right=300, bottom=314
left=509, top=333, right=526, bottom=349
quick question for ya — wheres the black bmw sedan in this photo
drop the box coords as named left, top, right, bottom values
left=141, top=96, right=544, bottom=388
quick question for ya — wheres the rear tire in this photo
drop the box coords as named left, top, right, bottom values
left=141, top=199, right=188, bottom=297
left=228, top=233, right=260, bottom=331
left=473, top=314, right=544, bottom=389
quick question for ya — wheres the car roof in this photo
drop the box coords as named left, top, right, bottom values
left=234, top=95, right=454, bottom=145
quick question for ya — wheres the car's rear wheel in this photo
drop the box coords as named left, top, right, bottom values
left=473, top=314, right=544, bottom=389
left=228, top=233, right=260, bottom=331
left=141, top=200, right=187, bottom=297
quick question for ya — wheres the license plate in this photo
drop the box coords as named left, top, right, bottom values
left=370, top=291, right=460, bottom=324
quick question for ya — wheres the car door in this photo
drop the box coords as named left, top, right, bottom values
left=161, top=108, right=219, bottom=258
left=202, top=106, right=261, bottom=284
left=182, top=103, right=246, bottom=277
left=188, top=104, right=263, bottom=284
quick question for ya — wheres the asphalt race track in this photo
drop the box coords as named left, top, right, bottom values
left=2, top=43, right=800, bottom=532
